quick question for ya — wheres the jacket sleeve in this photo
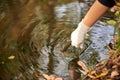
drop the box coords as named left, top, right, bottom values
left=98, top=0, right=115, bottom=7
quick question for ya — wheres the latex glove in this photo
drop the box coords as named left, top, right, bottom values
left=71, top=21, right=90, bottom=49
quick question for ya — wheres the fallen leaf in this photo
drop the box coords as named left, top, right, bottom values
left=77, top=61, right=88, bottom=72
left=111, top=70, right=119, bottom=78
left=112, top=65, right=117, bottom=68
left=34, top=73, right=40, bottom=78
left=8, top=55, right=15, bottom=60
left=42, top=74, right=51, bottom=80
left=95, top=71, right=108, bottom=79
left=88, top=74, right=95, bottom=79
left=49, top=75, right=55, bottom=80
left=1, top=61, right=4, bottom=64
left=95, top=61, right=105, bottom=67
left=90, top=70, right=96, bottom=75
left=116, top=2, right=120, bottom=7
left=79, top=69, right=87, bottom=75
left=55, top=78, right=62, bottom=80
left=107, top=20, right=116, bottom=25
left=42, top=74, right=62, bottom=80
left=110, top=6, right=119, bottom=12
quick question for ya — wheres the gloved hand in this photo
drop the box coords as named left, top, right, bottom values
left=71, top=21, right=90, bottom=49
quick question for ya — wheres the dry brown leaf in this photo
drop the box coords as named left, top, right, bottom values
left=77, top=61, right=88, bottom=72
left=112, top=65, right=117, bottom=68
left=95, top=61, right=105, bottom=67
left=49, top=75, right=55, bottom=80
left=79, top=69, right=87, bottom=75
left=90, top=70, right=96, bottom=75
left=110, top=6, right=119, bottom=12
left=42, top=74, right=51, bottom=80
left=106, top=79, right=111, bottom=80
left=55, top=78, right=62, bottom=80
left=1, top=61, right=4, bottom=64
left=42, top=74, right=62, bottom=80
left=8, top=55, right=15, bottom=59
left=111, top=70, right=119, bottom=78
left=95, top=71, right=108, bottom=79
left=88, top=74, right=95, bottom=79
left=34, top=73, right=40, bottom=78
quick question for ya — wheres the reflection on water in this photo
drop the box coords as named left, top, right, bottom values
left=55, top=1, right=81, bottom=24
left=0, top=0, right=114, bottom=80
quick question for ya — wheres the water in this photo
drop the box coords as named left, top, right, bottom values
left=0, top=0, right=114, bottom=80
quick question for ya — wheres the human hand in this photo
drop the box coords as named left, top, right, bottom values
left=71, top=21, right=90, bottom=49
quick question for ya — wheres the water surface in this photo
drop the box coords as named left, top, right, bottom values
left=0, top=0, right=114, bottom=80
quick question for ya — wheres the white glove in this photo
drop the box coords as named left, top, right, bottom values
left=71, top=21, right=90, bottom=49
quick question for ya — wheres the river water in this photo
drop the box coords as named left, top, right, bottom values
left=0, top=0, right=114, bottom=80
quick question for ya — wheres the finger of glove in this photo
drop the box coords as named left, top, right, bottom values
left=71, top=42, right=79, bottom=48
left=71, top=42, right=84, bottom=49
left=79, top=43, right=84, bottom=49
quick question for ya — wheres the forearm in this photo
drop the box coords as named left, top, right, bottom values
left=82, top=0, right=110, bottom=27
left=71, top=0, right=115, bottom=48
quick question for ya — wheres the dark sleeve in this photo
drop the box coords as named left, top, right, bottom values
left=98, top=0, right=115, bottom=7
